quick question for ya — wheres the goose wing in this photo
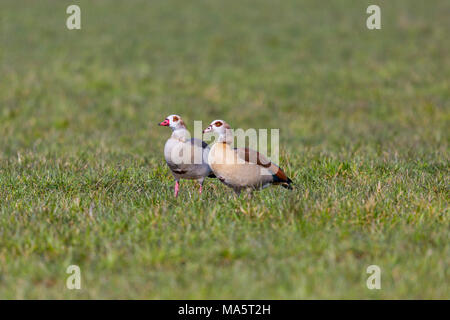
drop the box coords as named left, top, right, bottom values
left=234, top=147, right=292, bottom=187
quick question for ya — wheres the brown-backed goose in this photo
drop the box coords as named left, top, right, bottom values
left=203, top=120, right=292, bottom=195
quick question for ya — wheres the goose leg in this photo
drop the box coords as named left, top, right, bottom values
left=198, top=178, right=205, bottom=195
left=174, top=180, right=180, bottom=197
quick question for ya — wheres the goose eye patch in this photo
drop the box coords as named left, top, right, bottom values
left=215, top=122, right=223, bottom=127
left=173, top=116, right=179, bottom=122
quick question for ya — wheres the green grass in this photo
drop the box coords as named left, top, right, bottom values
left=0, top=0, right=448, bottom=299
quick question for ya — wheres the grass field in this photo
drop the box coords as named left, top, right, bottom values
left=0, top=0, right=448, bottom=299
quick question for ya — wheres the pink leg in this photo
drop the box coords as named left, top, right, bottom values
left=198, top=179, right=204, bottom=195
left=174, top=181, right=180, bottom=197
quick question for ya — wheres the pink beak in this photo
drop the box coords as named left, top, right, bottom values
left=159, top=119, right=170, bottom=126
left=202, top=126, right=212, bottom=134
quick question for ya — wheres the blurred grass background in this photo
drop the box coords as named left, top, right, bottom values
left=0, top=0, right=448, bottom=298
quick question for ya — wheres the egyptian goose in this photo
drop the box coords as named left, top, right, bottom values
left=159, top=115, right=214, bottom=197
left=203, top=120, right=292, bottom=195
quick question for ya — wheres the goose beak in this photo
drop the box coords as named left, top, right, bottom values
left=202, top=126, right=212, bottom=134
left=159, top=119, right=170, bottom=126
